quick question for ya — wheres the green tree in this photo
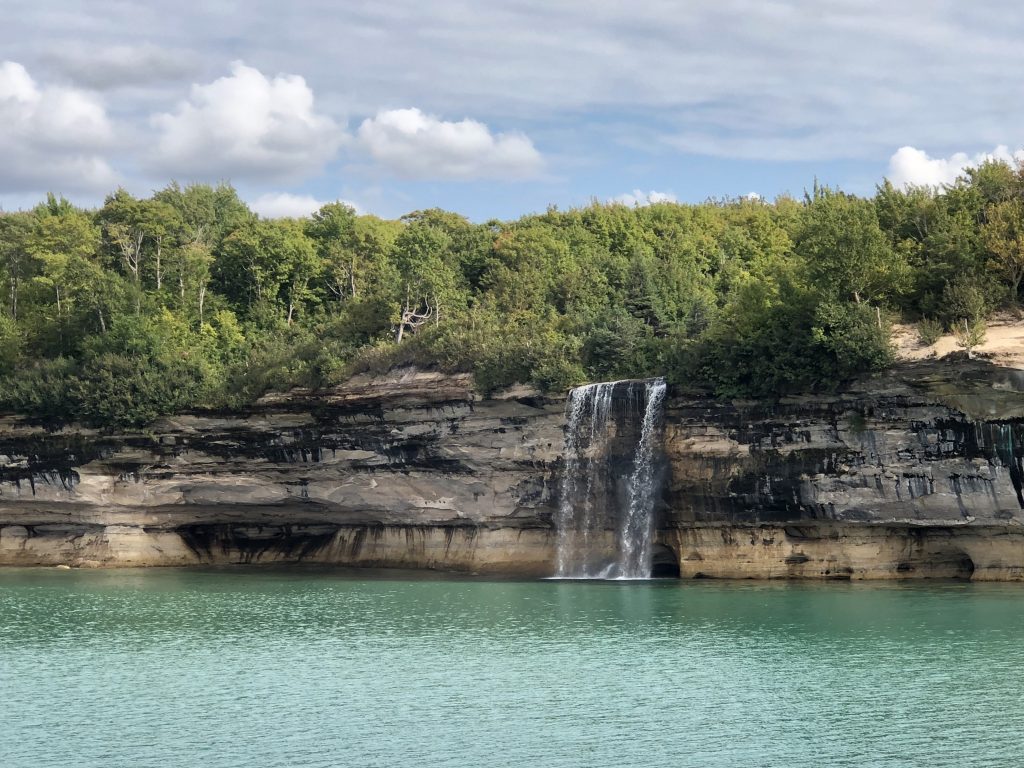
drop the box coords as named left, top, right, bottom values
left=306, top=202, right=358, bottom=301
left=392, top=221, right=464, bottom=342
left=982, top=199, right=1024, bottom=303
left=216, top=219, right=318, bottom=321
left=797, top=188, right=906, bottom=305
left=0, top=212, right=33, bottom=320
left=153, top=182, right=253, bottom=245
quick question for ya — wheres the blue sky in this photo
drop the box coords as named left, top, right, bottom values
left=2, top=1, right=1023, bottom=220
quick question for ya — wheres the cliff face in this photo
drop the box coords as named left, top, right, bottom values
left=2, top=361, right=1024, bottom=579
left=661, top=360, right=1024, bottom=580
left=0, top=371, right=565, bottom=574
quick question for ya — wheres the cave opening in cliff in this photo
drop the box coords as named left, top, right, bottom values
left=650, top=544, right=680, bottom=578
left=952, top=554, right=976, bottom=580
left=898, top=532, right=977, bottom=580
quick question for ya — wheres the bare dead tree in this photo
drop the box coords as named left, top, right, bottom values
left=108, top=223, right=145, bottom=313
left=395, top=288, right=434, bottom=343
left=109, top=223, right=144, bottom=283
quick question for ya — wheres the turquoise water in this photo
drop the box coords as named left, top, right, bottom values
left=2, top=569, right=1023, bottom=768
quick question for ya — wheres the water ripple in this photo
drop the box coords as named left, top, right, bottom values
left=2, top=569, right=1023, bottom=767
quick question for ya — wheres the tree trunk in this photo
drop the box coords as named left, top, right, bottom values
left=155, top=237, right=162, bottom=291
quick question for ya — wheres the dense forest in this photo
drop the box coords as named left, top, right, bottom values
left=0, top=160, right=1022, bottom=428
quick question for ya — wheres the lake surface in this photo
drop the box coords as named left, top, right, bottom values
left=2, top=568, right=1023, bottom=768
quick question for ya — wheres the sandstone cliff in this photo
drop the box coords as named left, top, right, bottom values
left=1, top=359, right=1023, bottom=579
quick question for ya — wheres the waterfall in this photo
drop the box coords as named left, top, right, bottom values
left=620, top=378, right=667, bottom=578
left=554, top=378, right=667, bottom=579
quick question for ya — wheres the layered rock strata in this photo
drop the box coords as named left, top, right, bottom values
left=1, top=361, right=1023, bottom=579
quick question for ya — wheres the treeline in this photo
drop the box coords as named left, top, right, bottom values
left=0, top=161, right=1022, bottom=428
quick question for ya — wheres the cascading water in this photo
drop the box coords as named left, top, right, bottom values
left=553, top=378, right=667, bottom=579
left=619, top=378, right=667, bottom=578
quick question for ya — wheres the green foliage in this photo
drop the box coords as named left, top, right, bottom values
left=982, top=198, right=1024, bottom=302
left=0, top=314, right=21, bottom=374
left=690, top=276, right=891, bottom=398
left=0, top=358, right=79, bottom=425
left=953, top=318, right=987, bottom=357
left=72, top=353, right=204, bottom=429
left=941, top=275, right=988, bottom=326
left=917, top=318, right=944, bottom=347
left=2, top=166, right=1023, bottom=428
left=810, top=301, right=893, bottom=380
left=581, top=310, right=659, bottom=381
left=797, top=187, right=907, bottom=304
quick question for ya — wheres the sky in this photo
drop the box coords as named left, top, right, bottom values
left=2, top=0, right=1023, bottom=221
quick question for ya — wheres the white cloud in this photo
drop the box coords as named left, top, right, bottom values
left=356, top=108, right=543, bottom=180
left=250, top=192, right=360, bottom=219
left=610, top=189, right=677, bottom=206
left=887, top=145, right=1024, bottom=189
left=0, top=60, right=118, bottom=194
left=150, top=61, right=343, bottom=182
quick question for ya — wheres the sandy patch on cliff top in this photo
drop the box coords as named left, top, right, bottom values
left=893, top=313, right=1024, bottom=369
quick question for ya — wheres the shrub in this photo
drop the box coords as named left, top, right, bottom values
left=0, top=358, right=79, bottom=425
left=72, top=354, right=205, bottom=429
left=953, top=318, right=987, bottom=358
left=917, top=318, right=944, bottom=346
left=940, top=276, right=988, bottom=327
left=811, top=301, right=893, bottom=380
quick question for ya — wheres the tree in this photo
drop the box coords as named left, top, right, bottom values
left=797, top=187, right=906, bottom=305
left=99, top=190, right=146, bottom=286
left=279, top=221, right=321, bottom=326
left=153, top=181, right=253, bottom=246
left=306, top=202, right=358, bottom=301
left=216, top=220, right=290, bottom=309
left=482, top=224, right=561, bottom=313
left=168, top=239, right=213, bottom=325
left=982, top=199, right=1024, bottom=303
left=17, top=198, right=107, bottom=352
left=392, top=222, right=464, bottom=342
left=215, top=219, right=319, bottom=325
left=0, top=313, right=21, bottom=373
left=954, top=317, right=986, bottom=358
left=98, top=191, right=182, bottom=310
left=0, top=212, right=32, bottom=320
